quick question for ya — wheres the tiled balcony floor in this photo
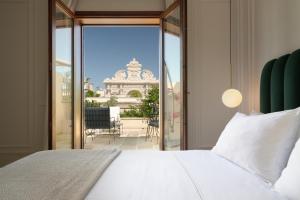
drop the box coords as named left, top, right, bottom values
left=84, top=132, right=159, bottom=150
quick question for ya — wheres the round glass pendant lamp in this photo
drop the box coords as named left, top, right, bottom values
left=222, top=89, right=242, bottom=108
left=222, top=0, right=242, bottom=108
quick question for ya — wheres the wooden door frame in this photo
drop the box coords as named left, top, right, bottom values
left=48, top=0, right=188, bottom=150
left=181, top=0, right=188, bottom=150
left=160, top=0, right=188, bottom=150
left=48, top=0, right=55, bottom=150
left=49, top=0, right=75, bottom=149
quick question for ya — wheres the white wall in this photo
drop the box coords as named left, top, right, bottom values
left=187, top=0, right=234, bottom=149
left=0, top=0, right=48, bottom=166
left=253, top=0, right=300, bottom=110
left=230, top=0, right=300, bottom=113
left=187, top=0, right=300, bottom=149
left=76, top=0, right=165, bottom=11
left=254, top=0, right=300, bottom=69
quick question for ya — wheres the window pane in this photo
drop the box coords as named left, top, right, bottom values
left=54, top=6, right=73, bottom=149
left=163, top=7, right=181, bottom=150
left=165, top=0, right=177, bottom=8
left=61, top=0, right=71, bottom=6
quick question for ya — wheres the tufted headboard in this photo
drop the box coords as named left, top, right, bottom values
left=260, top=49, right=300, bottom=113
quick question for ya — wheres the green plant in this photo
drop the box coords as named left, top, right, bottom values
left=86, top=90, right=95, bottom=97
left=85, top=100, right=101, bottom=107
left=105, top=96, right=118, bottom=107
left=127, top=90, right=142, bottom=98
left=139, top=86, right=159, bottom=118
left=120, top=105, right=143, bottom=118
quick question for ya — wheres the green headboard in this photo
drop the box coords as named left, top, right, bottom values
left=260, top=49, right=300, bottom=113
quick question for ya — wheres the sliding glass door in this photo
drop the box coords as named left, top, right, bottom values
left=51, top=4, right=74, bottom=149
left=161, top=0, right=187, bottom=150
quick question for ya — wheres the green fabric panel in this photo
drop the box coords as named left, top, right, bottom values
left=284, top=49, right=300, bottom=110
left=260, top=59, right=276, bottom=113
left=271, top=54, right=290, bottom=112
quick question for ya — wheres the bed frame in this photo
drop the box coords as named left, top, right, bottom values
left=260, top=49, right=300, bottom=113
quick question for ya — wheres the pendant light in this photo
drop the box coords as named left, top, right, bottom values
left=222, top=0, right=243, bottom=108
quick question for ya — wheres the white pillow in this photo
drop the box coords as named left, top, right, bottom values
left=212, top=108, right=300, bottom=183
left=274, top=138, right=300, bottom=200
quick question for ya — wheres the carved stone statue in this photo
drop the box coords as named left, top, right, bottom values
left=112, top=70, right=127, bottom=81
left=142, top=70, right=155, bottom=80
left=103, top=58, right=159, bottom=98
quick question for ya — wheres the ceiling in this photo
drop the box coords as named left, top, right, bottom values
left=64, top=0, right=169, bottom=12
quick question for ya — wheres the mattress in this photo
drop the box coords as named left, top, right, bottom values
left=86, top=150, right=286, bottom=200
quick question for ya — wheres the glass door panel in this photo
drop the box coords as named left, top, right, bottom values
left=61, top=0, right=71, bottom=6
left=163, top=6, right=182, bottom=150
left=165, top=0, right=177, bottom=8
left=53, top=5, right=73, bottom=149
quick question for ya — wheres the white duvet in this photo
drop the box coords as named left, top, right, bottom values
left=86, top=150, right=286, bottom=200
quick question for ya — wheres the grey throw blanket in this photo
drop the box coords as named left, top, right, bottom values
left=0, top=149, right=121, bottom=200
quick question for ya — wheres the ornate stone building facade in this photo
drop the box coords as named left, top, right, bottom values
left=103, top=58, right=159, bottom=98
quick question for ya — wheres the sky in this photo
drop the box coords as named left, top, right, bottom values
left=83, top=26, right=160, bottom=89
left=164, top=33, right=180, bottom=86
left=56, top=26, right=181, bottom=89
left=56, top=28, right=72, bottom=74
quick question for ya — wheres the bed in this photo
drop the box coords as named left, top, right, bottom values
left=86, top=150, right=285, bottom=200
left=1, top=49, right=300, bottom=200
left=0, top=149, right=286, bottom=200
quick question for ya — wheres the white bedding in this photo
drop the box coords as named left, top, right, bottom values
left=86, top=150, right=286, bottom=200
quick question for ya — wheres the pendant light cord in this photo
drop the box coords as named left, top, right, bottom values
left=230, top=0, right=233, bottom=88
